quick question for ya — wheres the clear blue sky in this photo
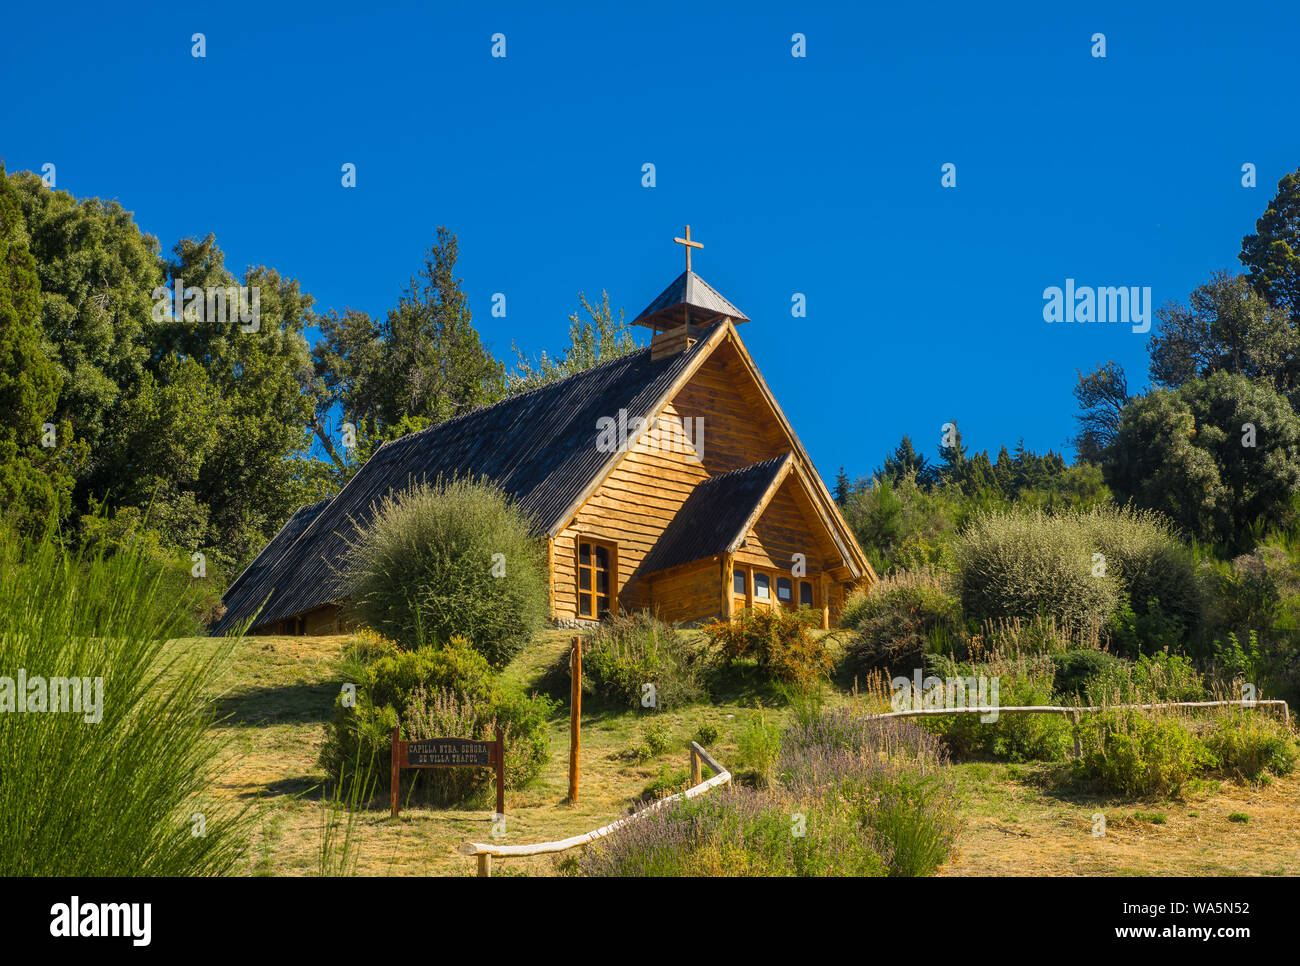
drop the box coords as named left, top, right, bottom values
left=3, top=0, right=1298, bottom=485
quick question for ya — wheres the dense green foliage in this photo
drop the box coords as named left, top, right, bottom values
left=1075, top=711, right=1217, bottom=798
left=0, top=164, right=75, bottom=531
left=345, top=478, right=549, bottom=667
left=840, top=569, right=961, bottom=676
left=1105, top=373, right=1300, bottom=551
left=320, top=633, right=554, bottom=805
left=575, top=612, right=709, bottom=710
left=705, top=606, right=830, bottom=689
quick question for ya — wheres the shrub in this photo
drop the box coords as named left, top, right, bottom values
left=1085, top=651, right=1207, bottom=706
left=840, top=586, right=871, bottom=631
left=345, top=478, right=548, bottom=667
left=79, top=506, right=228, bottom=633
left=778, top=710, right=958, bottom=877
left=577, top=612, right=708, bottom=710
left=1107, top=597, right=1187, bottom=659
left=580, top=787, right=890, bottom=877
left=1075, top=710, right=1216, bottom=797
left=958, top=508, right=1120, bottom=631
left=1052, top=649, right=1124, bottom=698
left=640, top=719, right=674, bottom=758
left=0, top=524, right=249, bottom=875
left=973, top=615, right=1098, bottom=658
left=319, top=637, right=554, bottom=804
left=581, top=710, right=959, bottom=877
left=639, top=765, right=691, bottom=802
left=706, top=607, right=830, bottom=689
left=957, top=505, right=1201, bottom=650
left=1200, top=710, right=1298, bottom=782
left=1077, top=505, right=1202, bottom=637
left=735, top=709, right=782, bottom=785
left=401, top=684, right=551, bottom=802
left=693, top=723, right=720, bottom=746
left=341, top=627, right=401, bottom=666
left=840, top=569, right=962, bottom=678
left=920, top=661, right=1073, bottom=762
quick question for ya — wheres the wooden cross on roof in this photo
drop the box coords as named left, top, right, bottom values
left=674, top=225, right=703, bottom=273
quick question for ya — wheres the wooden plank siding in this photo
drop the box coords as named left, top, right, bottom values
left=554, top=345, right=858, bottom=624
left=554, top=403, right=709, bottom=618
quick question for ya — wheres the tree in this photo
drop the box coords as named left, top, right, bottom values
left=1072, top=361, right=1130, bottom=463
left=936, top=420, right=967, bottom=484
left=312, top=228, right=505, bottom=442
left=383, top=228, right=505, bottom=422
left=1241, top=166, right=1300, bottom=315
left=833, top=466, right=850, bottom=505
left=1105, top=372, right=1300, bottom=550
left=879, top=435, right=931, bottom=486
left=0, top=163, right=76, bottom=531
left=508, top=290, right=638, bottom=394
left=1148, top=272, right=1298, bottom=403
left=9, top=171, right=165, bottom=478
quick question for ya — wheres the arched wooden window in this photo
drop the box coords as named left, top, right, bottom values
left=754, top=572, right=770, bottom=601
left=776, top=576, right=793, bottom=605
left=799, top=580, right=813, bottom=606
left=733, top=569, right=747, bottom=595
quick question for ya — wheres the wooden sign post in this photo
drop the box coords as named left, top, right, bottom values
left=390, top=727, right=505, bottom=818
left=569, top=637, right=581, bottom=803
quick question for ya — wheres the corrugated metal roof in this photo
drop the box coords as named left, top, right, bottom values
left=631, top=270, right=750, bottom=329
left=639, top=453, right=791, bottom=575
left=212, top=336, right=715, bottom=634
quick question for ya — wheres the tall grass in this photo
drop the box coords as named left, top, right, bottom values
left=318, top=747, right=378, bottom=877
left=0, top=524, right=249, bottom=875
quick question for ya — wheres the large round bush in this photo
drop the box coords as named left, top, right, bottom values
left=957, top=508, right=1120, bottom=631
left=957, top=505, right=1202, bottom=647
left=346, top=478, right=549, bottom=667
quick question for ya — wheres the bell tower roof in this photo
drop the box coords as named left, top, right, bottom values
left=631, top=226, right=750, bottom=333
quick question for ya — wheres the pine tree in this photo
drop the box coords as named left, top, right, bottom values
left=936, top=420, right=967, bottom=484
left=1241, top=167, right=1300, bottom=315
left=833, top=465, right=850, bottom=505
left=881, top=435, right=930, bottom=485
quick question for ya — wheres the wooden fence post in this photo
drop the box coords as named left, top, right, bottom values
left=569, top=637, right=581, bottom=803
left=690, top=745, right=701, bottom=787
left=477, top=853, right=491, bottom=878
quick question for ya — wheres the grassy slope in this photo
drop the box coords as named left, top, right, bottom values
left=173, top=630, right=1300, bottom=877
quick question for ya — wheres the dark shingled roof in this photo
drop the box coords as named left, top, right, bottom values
left=220, top=499, right=330, bottom=611
left=638, top=453, right=792, bottom=575
left=212, top=335, right=717, bottom=634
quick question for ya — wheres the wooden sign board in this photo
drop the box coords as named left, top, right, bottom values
left=391, top=726, right=504, bottom=818
left=406, top=738, right=492, bottom=767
